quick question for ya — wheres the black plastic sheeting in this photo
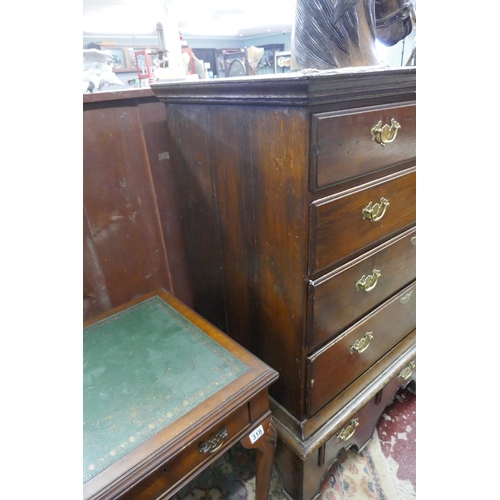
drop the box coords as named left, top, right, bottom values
left=293, top=0, right=376, bottom=69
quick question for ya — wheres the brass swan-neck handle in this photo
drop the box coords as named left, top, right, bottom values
left=355, top=269, right=381, bottom=292
left=350, top=332, right=374, bottom=354
left=362, top=197, right=389, bottom=222
left=371, top=118, right=401, bottom=146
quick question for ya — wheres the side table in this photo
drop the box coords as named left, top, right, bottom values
left=83, top=289, right=279, bottom=500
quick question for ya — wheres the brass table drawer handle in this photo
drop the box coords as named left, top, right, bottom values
left=371, top=118, right=401, bottom=146
left=198, top=426, right=228, bottom=454
left=337, top=418, right=359, bottom=441
left=362, top=197, right=389, bottom=222
left=399, top=361, right=416, bottom=380
left=410, top=236, right=416, bottom=246
left=356, top=269, right=381, bottom=292
left=350, top=332, right=374, bottom=354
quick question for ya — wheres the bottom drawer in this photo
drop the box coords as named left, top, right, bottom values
left=307, top=283, right=416, bottom=416
left=322, top=357, right=416, bottom=469
left=121, top=404, right=250, bottom=499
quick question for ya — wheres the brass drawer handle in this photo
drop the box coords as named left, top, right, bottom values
left=400, top=291, right=413, bottom=304
left=350, top=332, right=373, bottom=354
left=362, top=197, right=389, bottom=222
left=371, top=118, right=401, bottom=146
left=198, top=426, right=228, bottom=454
left=337, top=418, right=359, bottom=441
left=410, top=236, right=416, bottom=246
left=356, top=269, right=381, bottom=292
left=399, top=361, right=416, bottom=380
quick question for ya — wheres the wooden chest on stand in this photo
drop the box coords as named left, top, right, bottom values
left=151, top=67, right=416, bottom=500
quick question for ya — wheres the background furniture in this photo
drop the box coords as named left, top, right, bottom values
left=96, top=44, right=159, bottom=73
left=223, top=49, right=250, bottom=76
left=151, top=67, right=416, bottom=500
left=219, top=44, right=285, bottom=77
left=83, top=89, right=192, bottom=321
left=258, top=44, right=285, bottom=75
left=83, top=289, right=278, bottom=500
left=274, top=50, right=291, bottom=73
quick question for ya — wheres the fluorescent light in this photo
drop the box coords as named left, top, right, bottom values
left=83, top=4, right=159, bottom=34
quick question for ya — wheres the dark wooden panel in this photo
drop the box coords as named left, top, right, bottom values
left=308, top=227, right=416, bottom=350
left=241, top=106, right=310, bottom=415
left=83, top=103, right=172, bottom=317
left=208, top=105, right=259, bottom=353
left=163, top=104, right=227, bottom=334
left=306, top=283, right=416, bottom=416
left=274, top=439, right=315, bottom=500
left=137, top=101, right=193, bottom=307
left=311, top=102, right=416, bottom=190
left=83, top=207, right=112, bottom=319
left=83, top=88, right=156, bottom=104
left=310, top=167, right=416, bottom=274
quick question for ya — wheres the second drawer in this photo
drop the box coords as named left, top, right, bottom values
left=306, top=282, right=416, bottom=417
left=309, top=167, right=416, bottom=274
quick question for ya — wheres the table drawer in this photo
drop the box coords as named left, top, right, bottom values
left=308, top=227, right=416, bottom=350
left=120, top=404, right=250, bottom=499
left=306, top=283, right=416, bottom=417
left=310, top=103, right=416, bottom=191
left=309, top=168, right=415, bottom=274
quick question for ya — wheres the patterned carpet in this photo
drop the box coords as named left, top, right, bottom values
left=172, top=429, right=410, bottom=500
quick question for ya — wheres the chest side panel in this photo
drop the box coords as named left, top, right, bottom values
left=168, top=103, right=311, bottom=418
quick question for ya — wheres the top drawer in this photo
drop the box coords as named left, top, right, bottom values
left=310, top=103, right=416, bottom=191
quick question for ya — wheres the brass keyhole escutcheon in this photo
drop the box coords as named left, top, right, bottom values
left=371, top=118, right=401, bottom=146
left=362, top=197, right=389, bottom=222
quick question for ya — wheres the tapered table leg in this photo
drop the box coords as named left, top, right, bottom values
left=241, top=414, right=277, bottom=500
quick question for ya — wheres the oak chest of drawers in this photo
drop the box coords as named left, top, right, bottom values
left=152, top=67, right=416, bottom=500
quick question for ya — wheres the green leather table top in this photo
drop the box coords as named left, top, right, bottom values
left=83, top=296, right=248, bottom=484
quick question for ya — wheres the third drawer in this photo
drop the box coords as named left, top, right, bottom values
left=307, top=226, right=416, bottom=350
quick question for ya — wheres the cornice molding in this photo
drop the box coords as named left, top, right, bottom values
left=151, top=67, right=416, bottom=107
